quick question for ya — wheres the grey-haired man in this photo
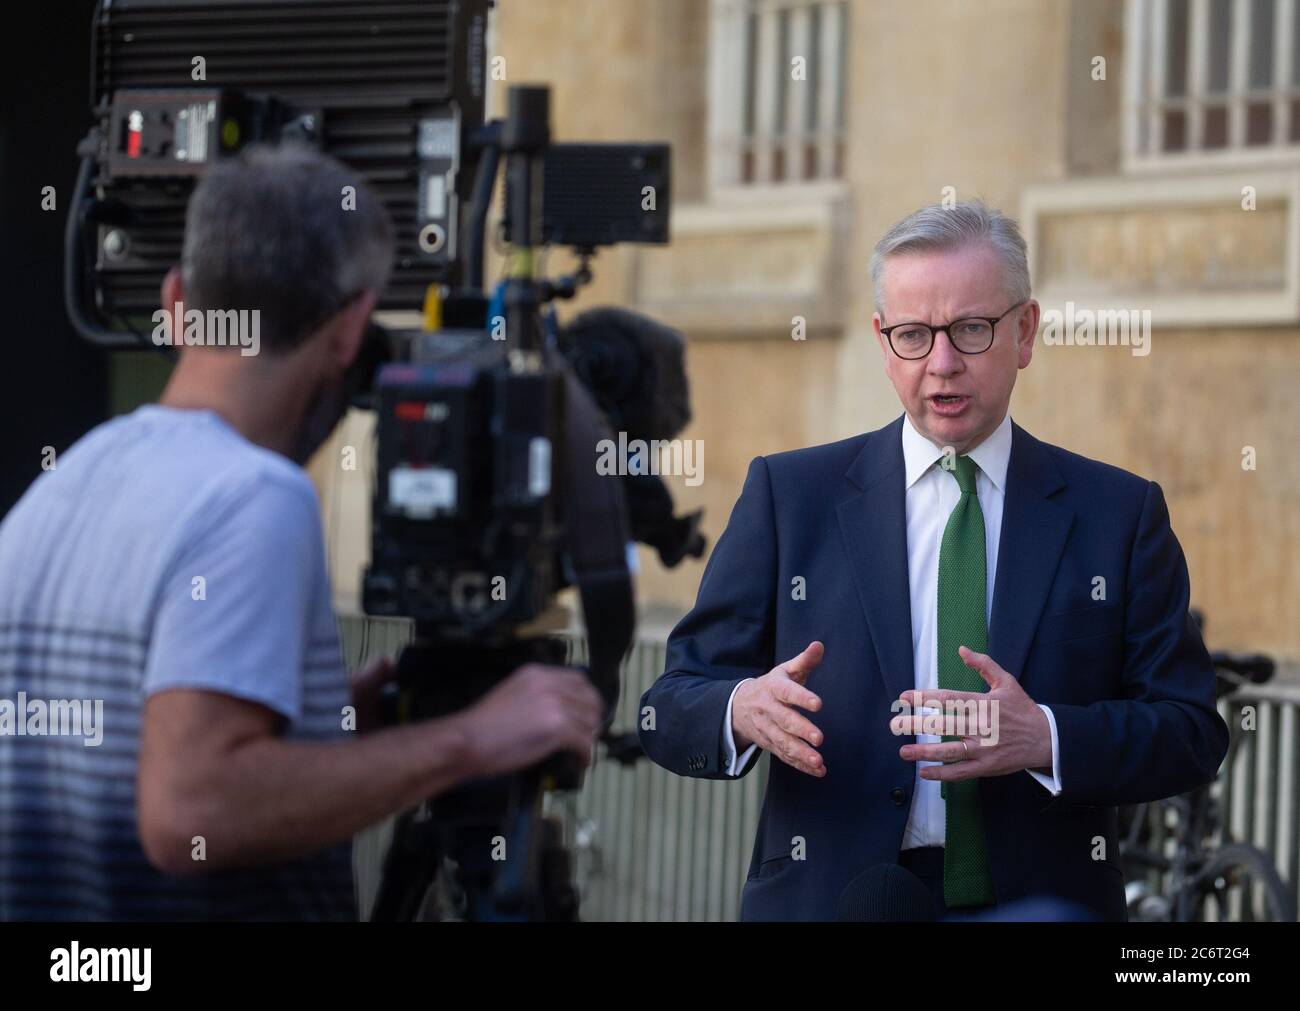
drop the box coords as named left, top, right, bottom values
left=641, top=201, right=1226, bottom=921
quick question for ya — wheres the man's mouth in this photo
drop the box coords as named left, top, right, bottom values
left=928, top=393, right=970, bottom=416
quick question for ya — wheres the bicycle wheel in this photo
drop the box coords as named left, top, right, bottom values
left=1187, top=844, right=1296, bottom=922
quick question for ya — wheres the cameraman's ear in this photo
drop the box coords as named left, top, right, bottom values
left=160, top=266, right=184, bottom=314
left=329, top=290, right=379, bottom=371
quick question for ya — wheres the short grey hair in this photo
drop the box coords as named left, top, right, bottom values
left=181, top=143, right=394, bottom=354
left=868, top=200, right=1030, bottom=316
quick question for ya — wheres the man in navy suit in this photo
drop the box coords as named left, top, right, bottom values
left=639, top=201, right=1228, bottom=921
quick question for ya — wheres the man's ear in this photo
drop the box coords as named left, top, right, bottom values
left=160, top=266, right=184, bottom=316
left=1017, top=299, right=1040, bottom=369
left=329, top=290, right=379, bottom=371
left=872, top=311, right=888, bottom=354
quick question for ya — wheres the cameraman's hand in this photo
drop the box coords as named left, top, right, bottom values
left=350, top=656, right=397, bottom=734
left=462, top=664, right=603, bottom=778
left=731, top=641, right=825, bottom=777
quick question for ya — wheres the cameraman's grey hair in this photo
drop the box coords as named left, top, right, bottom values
left=869, top=200, right=1031, bottom=316
left=180, top=142, right=394, bottom=354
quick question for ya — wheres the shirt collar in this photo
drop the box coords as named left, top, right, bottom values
left=900, top=410, right=1012, bottom=494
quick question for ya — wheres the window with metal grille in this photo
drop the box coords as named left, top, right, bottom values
left=1127, top=0, right=1300, bottom=167
left=708, top=0, right=848, bottom=190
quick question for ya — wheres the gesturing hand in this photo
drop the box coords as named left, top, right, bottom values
left=732, top=641, right=826, bottom=777
left=889, top=646, right=1052, bottom=781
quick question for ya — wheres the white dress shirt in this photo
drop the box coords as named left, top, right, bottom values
left=720, top=412, right=1062, bottom=847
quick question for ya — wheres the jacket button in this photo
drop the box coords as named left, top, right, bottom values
left=890, top=787, right=906, bottom=806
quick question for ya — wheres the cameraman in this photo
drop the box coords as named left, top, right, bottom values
left=0, top=144, right=602, bottom=920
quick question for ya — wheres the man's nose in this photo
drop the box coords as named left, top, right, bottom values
left=927, top=328, right=964, bottom=375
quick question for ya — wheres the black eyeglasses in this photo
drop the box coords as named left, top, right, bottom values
left=879, top=301, right=1026, bottom=360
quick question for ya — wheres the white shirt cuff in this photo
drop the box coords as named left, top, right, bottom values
left=722, top=679, right=759, bottom=777
left=1026, top=703, right=1063, bottom=795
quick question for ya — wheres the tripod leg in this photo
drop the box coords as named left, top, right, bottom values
left=539, top=815, right=579, bottom=921
left=369, top=808, right=443, bottom=921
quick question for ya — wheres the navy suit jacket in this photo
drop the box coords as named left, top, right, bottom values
left=639, top=416, right=1229, bottom=921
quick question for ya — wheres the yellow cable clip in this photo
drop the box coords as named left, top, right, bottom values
left=422, top=284, right=443, bottom=332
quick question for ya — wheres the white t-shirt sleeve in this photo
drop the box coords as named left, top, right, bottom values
left=142, top=477, right=321, bottom=723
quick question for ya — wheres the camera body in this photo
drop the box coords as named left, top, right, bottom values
left=363, top=335, right=565, bottom=636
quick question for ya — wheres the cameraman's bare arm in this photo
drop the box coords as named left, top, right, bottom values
left=137, top=664, right=601, bottom=875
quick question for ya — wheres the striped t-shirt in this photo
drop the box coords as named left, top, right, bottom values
left=0, top=405, right=355, bottom=920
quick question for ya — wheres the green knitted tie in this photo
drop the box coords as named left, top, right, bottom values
left=937, top=454, right=995, bottom=908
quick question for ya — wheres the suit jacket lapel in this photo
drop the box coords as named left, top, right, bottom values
left=988, top=421, right=1074, bottom=687
left=837, top=417, right=915, bottom=705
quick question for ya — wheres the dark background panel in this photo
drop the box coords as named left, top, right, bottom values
left=1, top=1, right=113, bottom=517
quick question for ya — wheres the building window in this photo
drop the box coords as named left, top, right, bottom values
left=1127, top=0, right=1300, bottom=166
left=709, top=0, right=848, bottom=190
